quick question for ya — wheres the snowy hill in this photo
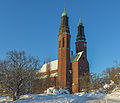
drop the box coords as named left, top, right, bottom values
left=1, top=88, right=120, bottom=103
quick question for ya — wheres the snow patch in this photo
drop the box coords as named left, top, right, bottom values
left=20, top=95, right=32, bottom=99
left=45, top=87, right=70, bottom=95
left=59, top=89, right=70, bottom=94
left=39, top=60, right=58, bottom=73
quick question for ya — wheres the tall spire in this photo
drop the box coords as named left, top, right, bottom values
left=78, top=17, right=83, bottom=26
left=62, top=8, right=67, bottom=17
left=64, top=7, right=66, bottom=12
left=59, top=7, right=70, bottom=34
left=76, top=17, right=86, bottom=41
left=64, top=0, right=66, bottom=11
left=80, top=17, right=81, bottom=23
left=62, top=0, right=67, bottom=17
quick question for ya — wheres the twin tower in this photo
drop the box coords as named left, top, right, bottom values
left=57, top=8, right=89, bottom=93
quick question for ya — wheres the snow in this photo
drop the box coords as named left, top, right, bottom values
left=38, top=60, right=58, bottom=73
left=82, top=92, right=106, bottom=99
left=45, top=87, right=70, bottom=95
left=50, top=72, right=58, bottom=77
left=53, top=89, right=59, bottom=94
left=77, top=51, right=83, bottom=61
left=46, top=87, right=55, bottom=94
left=104, top=84, right=110, bottom=89
left=1, top=88, right=120, bottom=102
left=0, top=95, right=11, bottom=102
left=20, top=95, right=32, bottom=99
left=59, top=89, right=70, bottom=94
left=39, top=72, right=58, bottom=79
left=107, top=90, right=120, bottom=99
left=103, top=80, right=115, bottom=89
left=38, top=52, right=83, bottom=74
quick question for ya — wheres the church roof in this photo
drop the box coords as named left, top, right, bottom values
left=38, top=60, right=58, bottom=73
left=70, top=51, right=83, bottom=62
left=38, top=72, right=58, bottom=79
left=38, top=51, right=83, bottom=74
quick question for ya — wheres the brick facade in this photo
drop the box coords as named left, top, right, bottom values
left=57, top=33, right=71, bottom=89
left=57, top=9, right=89, bottom=93
left=38, top=9, right=89, bottom=93
left=72, top=61, right=79, bottom=93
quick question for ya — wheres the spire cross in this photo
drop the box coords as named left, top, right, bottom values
left=80, top=17, right=82, bottom=23
left=64, top=0, right=66, bottom=12
left=64, top=7, right=66, bottom=12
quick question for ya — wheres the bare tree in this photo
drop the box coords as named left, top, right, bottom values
left=0, top=50, right=40, bottom=101
left=90, top=73, right=102, bottom=90
left=46, top=58, right=51, bottom=88
left=102, top=67, right=119, bottom=84
left=79, top=73, right=90, bottom=92
left=32, top=58, right=53, bottom=94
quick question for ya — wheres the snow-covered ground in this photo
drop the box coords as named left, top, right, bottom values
left=0, top=89, right=120, bottom=103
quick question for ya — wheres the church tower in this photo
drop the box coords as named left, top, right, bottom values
left=75, top=18, right=89, bottom=75
left=72, top=18, right=89, bottom=93
left=76, top=18, right=87, bottom=58
left=57, top=8, right=71, bottom=89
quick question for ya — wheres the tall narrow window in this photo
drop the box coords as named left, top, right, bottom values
left=63, top=37, right=65, bottom=47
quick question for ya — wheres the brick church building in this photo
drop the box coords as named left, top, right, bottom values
left=38, top=8, right=89, bottom=93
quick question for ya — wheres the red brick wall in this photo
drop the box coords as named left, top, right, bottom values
left=72, top=61, right=79, bottom=93
left=57, top=33, right=71, bottom=89
left=72, top=57, right=89, bottom=93
left=76, top=41, right=87, bottom=57
left=75, top=40, right=89, bottom=91
left=78, top=55, right=89, bottom=91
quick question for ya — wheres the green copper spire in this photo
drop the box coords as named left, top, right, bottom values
left=59, top=7, right=70, bottom=34
left=76, top=17, right=86, bottom=41
left=80, top=17, right=81, bottom=23
left=62, top=7, right=67, bottom=16
left=78, top=17, right=83, bottom=26
left=64, top=7, right=66, bottom=12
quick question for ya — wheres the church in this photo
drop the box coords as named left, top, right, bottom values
left=38, top=8, right=89, bottom=93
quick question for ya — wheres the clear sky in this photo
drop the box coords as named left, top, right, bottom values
left=0, top=0, right=120, bottom=73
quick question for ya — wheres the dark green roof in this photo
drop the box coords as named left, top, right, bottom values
left=72, top=54, right=80, bottom=62
left=70, top=51, right=83, bottom=62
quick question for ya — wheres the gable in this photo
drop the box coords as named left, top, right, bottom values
left=71, top=51, right=83, bottom=62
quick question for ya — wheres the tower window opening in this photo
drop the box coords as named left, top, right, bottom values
left=83, top=54, right=85, bottom=60
left=63, top=37, right=65, bottom=47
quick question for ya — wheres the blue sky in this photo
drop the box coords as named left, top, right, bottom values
left=0, top=0, right=120, bottom=73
